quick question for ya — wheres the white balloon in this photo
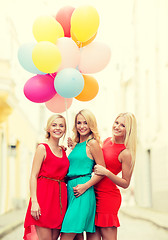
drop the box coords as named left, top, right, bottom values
left=78, top=41, right=111, bottom=74
left=57, top=37, right=80, bottom=71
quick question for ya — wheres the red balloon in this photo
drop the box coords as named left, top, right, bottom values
left=56, top=6, right=75, bottom=37
left=45, top=94, right=73, bottom=113
left=24, top=74, right=56, bottom=103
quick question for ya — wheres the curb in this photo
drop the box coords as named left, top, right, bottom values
left=120, top=208, right=168, bottom=231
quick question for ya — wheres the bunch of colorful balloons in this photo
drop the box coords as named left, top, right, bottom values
left=18, top=5, right=111, bottom=113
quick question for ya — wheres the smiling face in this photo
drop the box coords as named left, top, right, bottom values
left=76, top=114, right=91, bottom=138
left=112, top=116, right=126, bottom=141
left=48, top=117, right=66, bottom=139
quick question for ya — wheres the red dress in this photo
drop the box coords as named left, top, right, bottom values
left=94, top=137, right=126, bottom=227
left=23, top=143, right=69, bottom=239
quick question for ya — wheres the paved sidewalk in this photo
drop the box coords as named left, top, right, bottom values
left=0, top=207, right=26, bottom=239
left=0, top=206, right=168, bottom=238
left=120, top=206, right=168, bottom=230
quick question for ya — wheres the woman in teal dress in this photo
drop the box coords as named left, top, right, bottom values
left=60, top=109, right=105, bottom=240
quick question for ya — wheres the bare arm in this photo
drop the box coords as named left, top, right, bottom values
left=94, top=149, right=133, bottom=189
left=84, top=139, right=105, bottom=187
left=67, top=137, right=76, bottom=150
left=29, top=144, right=46, bottom=219
left=73, top=140, right=105, bottom=197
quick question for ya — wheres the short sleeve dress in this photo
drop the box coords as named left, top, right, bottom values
left=94, top=137, right=126, bottom=227
left=23, top=143, right=69, bottom=239
left=61, top=141, right=96, bottom=233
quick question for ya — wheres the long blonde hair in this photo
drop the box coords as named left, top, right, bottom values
left=45, top=114, right=66, bottom=139
left=72, top=109, right=101, bottom=145
left=115, top=112, right=137, bottom=168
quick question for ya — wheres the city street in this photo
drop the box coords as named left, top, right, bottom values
left=2, top=212, right=168, bottom=240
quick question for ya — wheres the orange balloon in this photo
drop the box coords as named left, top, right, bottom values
left=71, top=31, right=97, bottom=48
left=75, top=75, right=99, bottom=101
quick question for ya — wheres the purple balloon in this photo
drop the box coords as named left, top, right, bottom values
left=24, top=74, right=56, bottom=103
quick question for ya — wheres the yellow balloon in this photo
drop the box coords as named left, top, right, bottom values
left=71, top=6, right=100, bottom=42
left=32, top=41, right=62, bottom=73
left=71, top=31, right=97, bottom=48
left=75, top=75, right=99, bottom=101
left=33, top=16, right=64, bottom=44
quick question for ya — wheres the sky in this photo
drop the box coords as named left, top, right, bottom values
left=2, top=0, right=133, bottom=42
left=1, top=0, right=135, bottom=138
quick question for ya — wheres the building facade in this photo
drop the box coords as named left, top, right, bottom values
left=119, top=0, right=168, bottom=212
left=0, top=14, right=40, bottom=214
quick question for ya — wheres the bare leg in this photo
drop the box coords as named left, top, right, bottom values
left=87, top=227, right=101, bottom=240
left=74, top=233, right=84, bottom=240
left=100, top=227, right=117, bottom=240
left=52, top=229, right=61, bottom=240
left=60, top=232, right=77, bottom=240
left=35, top=226, right=52, bottom=240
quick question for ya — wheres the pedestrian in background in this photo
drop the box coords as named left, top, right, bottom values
left=23, top=114, right=69, bottom=240
left=89, top=112, right=137, bottom=240
left=60, top=109, right=105, bottom=240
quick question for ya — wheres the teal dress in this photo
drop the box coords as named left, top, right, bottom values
left=61, top=141, right=96, bottom=233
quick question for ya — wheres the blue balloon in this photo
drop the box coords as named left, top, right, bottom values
left=18, top=43, right=46, bottom=75
left=54, top=68, right=84, bottom=98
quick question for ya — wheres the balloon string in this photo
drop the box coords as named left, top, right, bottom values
left=77, top=40, right=82, bottom=48
left=65, top=98, right=70, bottom=137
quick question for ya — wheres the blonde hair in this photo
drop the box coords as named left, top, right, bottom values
left=115, top=112, right=137, bottom=168
left=45, top=114, right=66, bottom=139
left=72, top=109, right=101, bottom=145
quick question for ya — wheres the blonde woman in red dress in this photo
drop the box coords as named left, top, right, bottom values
left=23, top=114, right=69, bottom=240
left=87, top=112, right=137, bottom=240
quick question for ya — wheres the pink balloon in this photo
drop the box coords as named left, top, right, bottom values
left=78, top=41, right=111, bottom=74
left=45, top=93, right=73, bottom=113
left=56, top=6, right=75, bottom=37
left=57, top=37, right=80, bottom=71
left=24, top=74, right=56, bottom=103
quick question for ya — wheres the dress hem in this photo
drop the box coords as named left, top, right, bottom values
left=95, top=212, right=120, bottom=228
left=61, top=230, right=95, bottom=234
left=23, top=224, right=62, bottom=240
